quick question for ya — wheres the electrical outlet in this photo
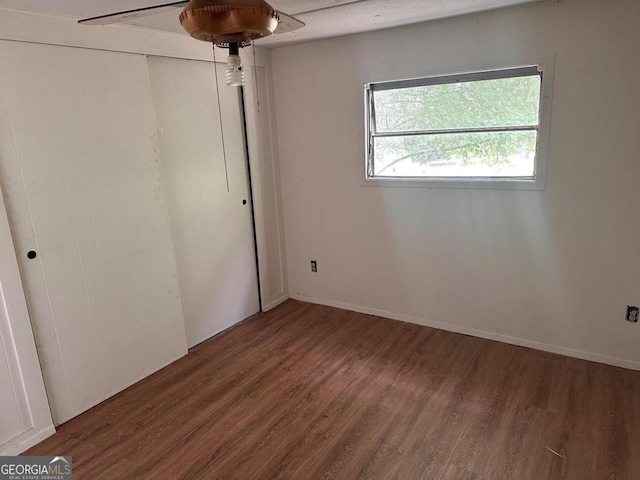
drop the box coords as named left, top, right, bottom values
left=311, top=260, right=317, bottom=273
left=626, top=306, right=639, bottom=323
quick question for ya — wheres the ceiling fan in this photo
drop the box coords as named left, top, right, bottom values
left=78, top=0, right=305, bottom=87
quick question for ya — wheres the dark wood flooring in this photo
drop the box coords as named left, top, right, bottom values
left=26, top=300, right=640, bottom=479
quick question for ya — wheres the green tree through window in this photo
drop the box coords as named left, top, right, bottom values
left=367, top=68, right=542, bottom=178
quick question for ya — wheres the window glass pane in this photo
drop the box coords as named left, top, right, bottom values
left=373, top=75, right=541, bottom=133
left=373, top=130, right=537, bottom=178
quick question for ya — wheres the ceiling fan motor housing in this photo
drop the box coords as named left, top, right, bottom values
left=179, top=0, right=279, bottom=45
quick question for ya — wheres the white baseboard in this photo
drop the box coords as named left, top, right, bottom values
left=0, top=425, right=56, bottom=456
left=290, top=294, right=640, bottom=372
left=262, top=293, right=290, bottom=312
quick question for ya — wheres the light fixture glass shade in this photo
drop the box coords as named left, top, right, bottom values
left=225, top=55, right=244, bottom=87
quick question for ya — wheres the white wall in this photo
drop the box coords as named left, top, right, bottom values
left=272, top=0, right=640, bottom=369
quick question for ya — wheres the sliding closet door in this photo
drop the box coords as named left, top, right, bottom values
left=0, top=185, right=53, bottom=454
left=0, top=41, right=187, bottom=424
left=147, top=56, right=260, bottom=348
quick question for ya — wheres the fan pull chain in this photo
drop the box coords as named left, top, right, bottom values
left=251, top=42, right=260, bottom=113
left=212, top=44, right=231, bottom=193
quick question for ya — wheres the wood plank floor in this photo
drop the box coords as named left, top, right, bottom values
left=26, top=300, right=640, bottom=479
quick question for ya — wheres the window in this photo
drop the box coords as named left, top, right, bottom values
left=364, top=63, right=553, bottom=189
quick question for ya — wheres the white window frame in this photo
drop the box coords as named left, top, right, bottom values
left=363, top=59, right=555, bottom=190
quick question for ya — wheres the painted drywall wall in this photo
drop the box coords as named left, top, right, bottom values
left=272, top=0, right=640, bottom=369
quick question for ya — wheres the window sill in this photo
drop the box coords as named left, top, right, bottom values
left=360, top=176, right=546, bottom=191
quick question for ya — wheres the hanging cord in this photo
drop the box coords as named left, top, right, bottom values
left=212, top=43, right=231, bottom=193
left=251, top=42, right=260, bottom=113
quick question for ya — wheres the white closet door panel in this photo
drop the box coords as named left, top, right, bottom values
left=0, top=41, right=187, bottom=424
left=148, top=56, right=260, bottom=348
left=0, top=45, right=104, bottom=420
left=0, top=333, right=24, bottom=445
left=0, top=182, right=53, bottom=454
left=0, top=67, right=68, bottom=433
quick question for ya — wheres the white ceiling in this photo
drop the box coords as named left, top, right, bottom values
left=0, top=0, right=542, bottom=48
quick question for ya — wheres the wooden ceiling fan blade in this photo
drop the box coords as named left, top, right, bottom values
left=274, top=11, right=305, bottom=34
left=78, top=1, right=189, bottom=25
